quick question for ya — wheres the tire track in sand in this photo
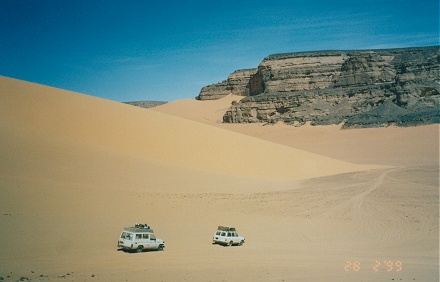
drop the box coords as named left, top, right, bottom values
left=316, top=167, right=401, bottom=221
left=312, top=167, right=417, bottom=243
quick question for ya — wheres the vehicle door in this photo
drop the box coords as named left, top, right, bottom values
left=120, top=232, right=134, bottom=248
left=149, top=234, right=158, bottom=249
left=140, top=233, right=154, bottom=249
left=220, top=232, right=226, bottom=239
left=226, top=231, right=235, bottom=244
left=231, top=231, right=239, bottom=244
left=133, top=233, right=146, bottom=250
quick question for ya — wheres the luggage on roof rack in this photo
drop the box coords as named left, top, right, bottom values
left=135, top=223, right=150, bottom=229
left=217, top=226, right=236, bottom=231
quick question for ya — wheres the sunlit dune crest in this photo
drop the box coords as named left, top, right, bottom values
left=0, top=76, right=379, bottom=184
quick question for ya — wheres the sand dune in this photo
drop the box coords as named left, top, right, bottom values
left=0, top=77, right=438, bottom=281
left=0, top=76, right=379, bottom=185
left=153, top=95, right=439, bottom=165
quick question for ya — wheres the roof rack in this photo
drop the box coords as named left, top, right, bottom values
left=135, top=223, right=150, bottom=229
left=217, top=226, right=236, bottom=231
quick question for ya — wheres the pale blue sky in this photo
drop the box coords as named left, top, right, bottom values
left=1, top=0, right=438, bottom=102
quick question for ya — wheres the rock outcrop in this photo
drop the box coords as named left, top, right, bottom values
left=124, top=101, right=167, bottom=109
left=197, top=68, right=258, bottom=100
left=199, top=46, right=439, bottom=128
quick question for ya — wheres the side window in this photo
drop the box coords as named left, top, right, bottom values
left=135, top=234, right=142, bottom=239
left=221, top=232, right=226, bottom=236
left=142, top=234, right=149, bottom=239
left=227, top=232, right=231, bottom=237
left=150, top=234, right=156, bottom=240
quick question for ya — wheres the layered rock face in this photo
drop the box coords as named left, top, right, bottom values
left=200, top=46, right=439, bottom=127
left=196, top=68, right=258, bottom=100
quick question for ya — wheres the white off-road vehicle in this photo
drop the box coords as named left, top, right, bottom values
left=212, top=226, right=245, bottom=246
left=117, top=223, right=165, bottom=252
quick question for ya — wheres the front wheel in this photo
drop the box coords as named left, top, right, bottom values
left=158, top=244, right=164, bottom=251
left=136, top=245, right=143, bottom=253
left=228, top=241, right=233, bottom=246
left=239, top=240, right=244, bottom=246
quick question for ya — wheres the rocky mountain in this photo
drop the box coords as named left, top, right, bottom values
left=124, top=101, right=167, bottom=108
left=197, top=46, right=439, bottom=128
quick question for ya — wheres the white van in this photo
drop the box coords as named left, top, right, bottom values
left=117, top=224, right=165, bottom=252
left=212, top=226, right=245, bottom=246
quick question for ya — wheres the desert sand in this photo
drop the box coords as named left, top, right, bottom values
left=0, top=77, right=438, bottom=281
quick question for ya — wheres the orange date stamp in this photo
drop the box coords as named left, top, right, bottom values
left=344, top=260, right=402, bottom=272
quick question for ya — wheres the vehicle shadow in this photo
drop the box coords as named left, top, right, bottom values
left=117, top=248, right=164, bottom=253
left=211, top=242, right=244, bottom=247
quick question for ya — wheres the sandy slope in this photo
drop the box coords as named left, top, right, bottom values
left=152, top=95, right=439, bottom=165
left=0, top=77, right=438, bottom=281
left=0, top=77, right=377, bottom=183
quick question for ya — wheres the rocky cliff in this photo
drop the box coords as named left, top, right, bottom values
left=198, top=46, right=439, bottom=128
left=197, top=68, right=258, bottom=100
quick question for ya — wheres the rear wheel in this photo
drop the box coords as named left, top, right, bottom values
left=136, top=245, right=143, bottom=253
left=228, top=241, right=233, bottom=246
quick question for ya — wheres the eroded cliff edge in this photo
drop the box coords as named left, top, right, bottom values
left=197, top=46, right=439, bottom=128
